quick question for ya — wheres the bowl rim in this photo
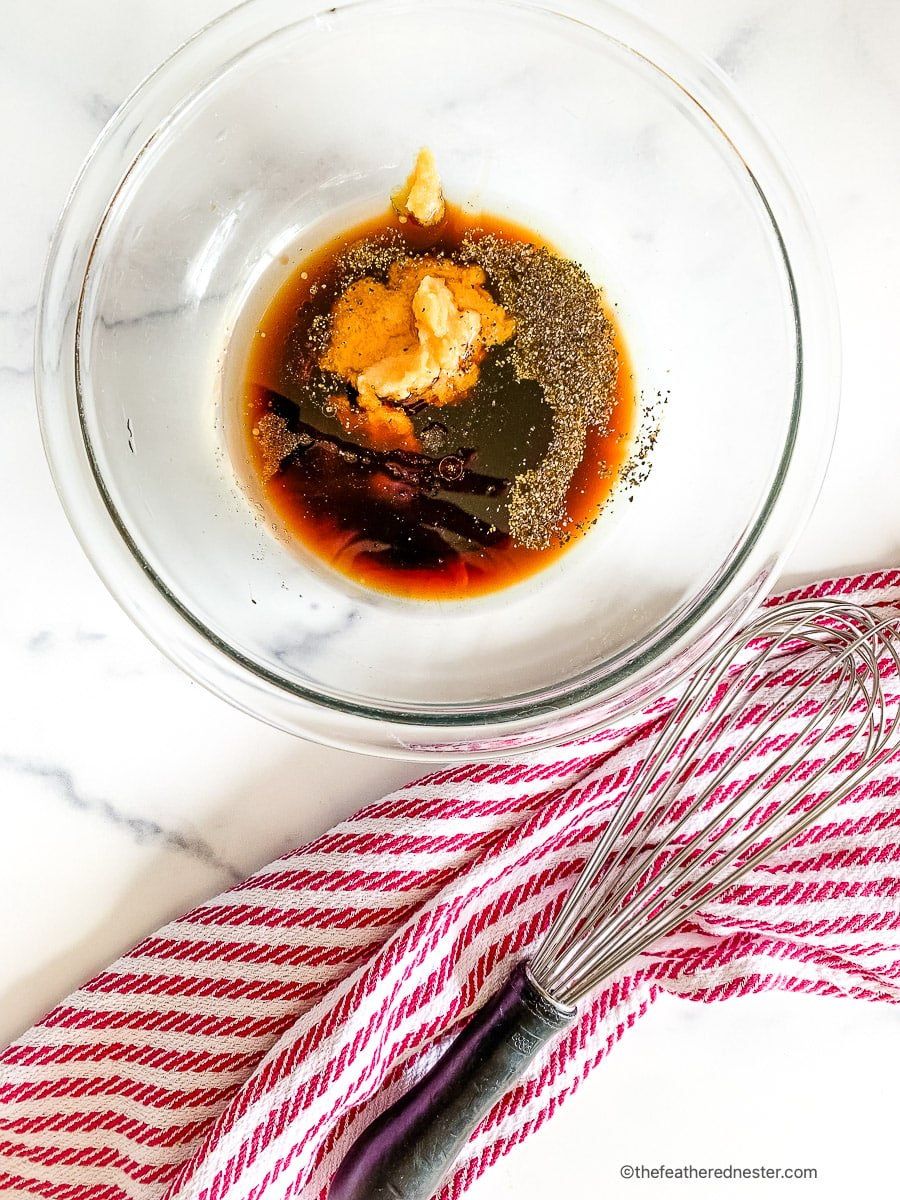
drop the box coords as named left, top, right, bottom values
left=35, top=0, right=840, bottom=757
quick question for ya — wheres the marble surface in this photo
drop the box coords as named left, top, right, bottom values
left=1, top=0, right=899, bottom=1196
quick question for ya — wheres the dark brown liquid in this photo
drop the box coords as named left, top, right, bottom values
left=241, top=205, right=635, bottom=600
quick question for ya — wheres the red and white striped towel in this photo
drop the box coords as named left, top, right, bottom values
left=3, top=570, right=900, bottom=1200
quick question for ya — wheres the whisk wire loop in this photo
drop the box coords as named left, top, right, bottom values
left=579, top=658, right=851, bottom=923
left=530, top=601, right=900, bottom=1005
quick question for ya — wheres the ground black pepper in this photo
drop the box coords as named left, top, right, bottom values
left=459, top=235, right=618, bottom=548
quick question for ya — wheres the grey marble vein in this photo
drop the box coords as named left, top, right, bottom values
left=0, top=753, right=243, bottom=883
left=0, top=304, right=37, bottom=376
left=27, top=629, right=108, bottom=652
left=271, top=604, right=361, bottom=670
left=83, top=92, right=119, bottom=127
left=714, top=21, right=764, bottom=75
left=0, top=303, right=37, bottom=322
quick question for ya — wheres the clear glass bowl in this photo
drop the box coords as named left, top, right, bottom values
left=36, top=0, right=839, bottom=759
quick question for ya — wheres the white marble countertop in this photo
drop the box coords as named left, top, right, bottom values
left=2, top=1, right=899, bottom=1196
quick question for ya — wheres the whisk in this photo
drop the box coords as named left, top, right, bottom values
left=330, top=599, right=900, bottom=1200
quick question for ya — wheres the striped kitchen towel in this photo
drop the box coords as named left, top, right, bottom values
left=2, top=570, right=900, bottom=1200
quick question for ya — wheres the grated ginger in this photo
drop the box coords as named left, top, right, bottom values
left=395, top=147, right=445, bottom=226
left=320, top=254, right=514, bottom=451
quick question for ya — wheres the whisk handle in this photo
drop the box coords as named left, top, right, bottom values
left=329, top=962, right=574, bottom=1200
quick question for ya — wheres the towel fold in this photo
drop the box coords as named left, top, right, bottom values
left=3, top=570, right=900, bottom=1200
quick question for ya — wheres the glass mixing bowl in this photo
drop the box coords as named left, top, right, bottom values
left=36, top=0, right=839, bottom=758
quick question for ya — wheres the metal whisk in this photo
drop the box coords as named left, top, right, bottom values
left=331, top=600, right=900, bottom=1200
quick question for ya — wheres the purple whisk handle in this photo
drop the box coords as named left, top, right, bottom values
left=329, top=962, right=574, bottom=1200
